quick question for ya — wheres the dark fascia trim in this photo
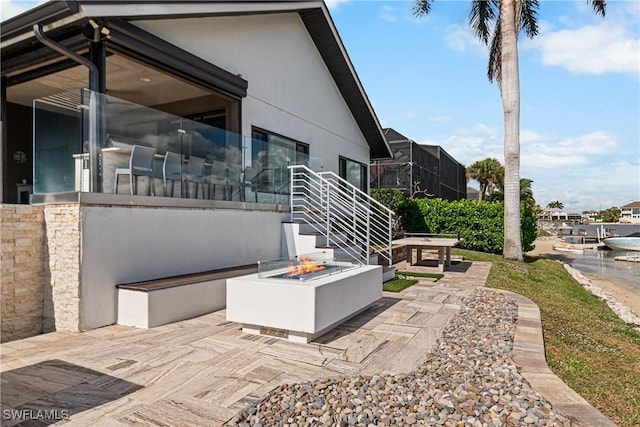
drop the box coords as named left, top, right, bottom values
left=7, top=56, right=85, bottom=87
left=299, top=8, right=391, bottom=160
left=2, top=32, right=86, bottom=77
left=0, top=1, right=78, bottom=40
left=106, top=19, right=248, bottom=99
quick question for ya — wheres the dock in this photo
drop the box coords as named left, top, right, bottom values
left=614, top=255, right=640, bottom=263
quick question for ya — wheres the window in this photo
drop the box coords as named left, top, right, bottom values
left=251, top=127, right=309, bottom=193
left=251, top=128, right=308, bottom=169
left=339, top=157, right=367, bottom=192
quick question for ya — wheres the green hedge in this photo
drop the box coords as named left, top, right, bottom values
left=376, top=194, right=535, bottom=255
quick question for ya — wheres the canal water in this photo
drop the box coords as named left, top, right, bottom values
left=563, top=224, right=640, bottom=290
left=570, top=249, right=639, bottom=290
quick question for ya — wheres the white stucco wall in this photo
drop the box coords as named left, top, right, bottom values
left=79, top=205, right=288, bottom=330
left=134, top=13, right=370, bottom=173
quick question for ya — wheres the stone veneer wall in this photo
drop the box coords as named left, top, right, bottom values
left=1, top=204, right=45, bottom=342
left=42, top=204, right=81, bottom=332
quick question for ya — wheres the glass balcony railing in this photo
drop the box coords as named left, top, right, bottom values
left=33, top=89, right=316, bottom=205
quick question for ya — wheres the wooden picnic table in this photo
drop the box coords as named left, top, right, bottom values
left=393, top=237, right=460, bottom=272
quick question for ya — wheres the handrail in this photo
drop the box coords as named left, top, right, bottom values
left=289, top=165, right=393, bottom=267
left=318, top=170, right=394, bottom=217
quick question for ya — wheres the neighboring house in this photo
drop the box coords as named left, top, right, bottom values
left=539, top=208, right=583, bottom=222
left=620, top=201, right=640, bottom=223
left=0, top=1, right=392, bottom=339
left=584, top=210, right=600, bottom=222
left=466, top=186, right=480, bottom=201
left=370, top=128, right=467, bottom=201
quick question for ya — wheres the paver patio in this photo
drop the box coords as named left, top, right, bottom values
left=1, top=258, right=612, bottom=426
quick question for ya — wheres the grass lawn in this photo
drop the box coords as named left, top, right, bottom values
left=383, top=278, right=419, bottom=292
left=453, top=248, right=640, bottom=427
left=396, top=271, right=444, bottom=280
left=537, top=229, right=552, bottom=237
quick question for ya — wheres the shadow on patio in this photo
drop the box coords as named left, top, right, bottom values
left=1, top=359, right=142, bottom=426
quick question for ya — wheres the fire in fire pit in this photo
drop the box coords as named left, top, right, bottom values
left=286, top=255, right=326, bottom=277
left=257, top=252, right=358, bottom=282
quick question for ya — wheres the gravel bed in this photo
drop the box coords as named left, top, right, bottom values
left=226, top=289, right=569, bottom=426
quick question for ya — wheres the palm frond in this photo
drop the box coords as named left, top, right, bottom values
left=519, top=0, right=539, bottom=39
left=469, top=0, right=499, bottom=45
left=487, top=21, right=502, bottom=83
left=413, top=0, right=433, bottom=16
left=589, top=0, right=606, bottom=17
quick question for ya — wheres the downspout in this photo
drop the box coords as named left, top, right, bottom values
left=32, top=23, right=101, bottom=192
left=33, top=24, right=99, bottom=87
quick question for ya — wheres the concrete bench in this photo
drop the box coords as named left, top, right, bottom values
left=117, top=264, right=257, bottom=328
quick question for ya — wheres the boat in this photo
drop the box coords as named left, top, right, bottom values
left=602, top=232, right=640, bottom=251
left=552, top=243, right=584, bottom=253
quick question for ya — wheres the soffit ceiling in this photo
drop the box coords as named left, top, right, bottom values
left=6, top=54, right=210, bottom=107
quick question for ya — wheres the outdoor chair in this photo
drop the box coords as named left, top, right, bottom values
left=114, top=145, right=156, bottom=196
left=162, top=151, right=183, bottom=197
left=183, top=156, right=206, bottom=199
left=208, top=160, right=229, bottom=200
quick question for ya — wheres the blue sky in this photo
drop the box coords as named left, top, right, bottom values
left=327, top=0, right=639, bottom=212
left=2, top=0, right=639, bottom=212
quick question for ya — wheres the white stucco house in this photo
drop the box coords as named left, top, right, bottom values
left=0, top=1, right=393, bottom=340
left=620, top=201, right=640, bottom=224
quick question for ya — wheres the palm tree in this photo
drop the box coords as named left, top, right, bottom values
left=466, top=158, right=503, bottom=201
left=491, top=178, right=535, bottom=208
left=413, top=0, right=606, bottom=261
left=547, top=200, right=564, bottom=210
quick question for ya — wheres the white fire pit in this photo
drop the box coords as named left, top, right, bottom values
left=226, top=255, right=382, bottom=343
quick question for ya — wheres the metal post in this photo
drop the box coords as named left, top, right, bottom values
left=290, top=166, right=294, bottom=221
left=388, top=210, right=393, bottom=266
left=352, top=188, right=357, bottom=244
left=366, top=204, right=371, bottom=265
left=325, top=181, right=330, bottom=247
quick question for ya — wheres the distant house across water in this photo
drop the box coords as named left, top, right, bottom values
left=620, top=201, right=640, bottom=223
left=540, top=208, right=583, bottom=222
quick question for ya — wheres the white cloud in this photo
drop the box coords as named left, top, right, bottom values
left=418, top=132, right=503, bottom=167
left=428, top=114, right=453, bottom=123
left=526, top=24, right=639, bottom=76
left=444, top=24, right=488, bottom=55
left=1, top=0, right=46, bottom=21
left=520, top=130, right=634, bottom=211
left=521, top=131, right=621, bottom=165
left=417, top=125, right=637, bottom=212
left=534, top=159, right=640, bottom=212
left=325, top=0, right=351, bottom=11
left=399, top=110, right=419, bottom=121
left=453, top=122, right=499, bottom=136
left=520, top=130, right=556, bottom=143
left=627, top=0, right=640, bottom=18
left=380, top=5, right=398, bottom=23
left=523, top=2, right=640, bottom=77
left=471, top=123, right=497, bottom=135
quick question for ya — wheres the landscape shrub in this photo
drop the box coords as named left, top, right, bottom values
left=373, top=194, right=536, bottom=255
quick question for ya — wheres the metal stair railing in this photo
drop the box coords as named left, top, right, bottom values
left=289, top=165, right=394, bottom=266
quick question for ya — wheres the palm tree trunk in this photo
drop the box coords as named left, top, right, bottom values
left=500, top=0, right=523, bottom=260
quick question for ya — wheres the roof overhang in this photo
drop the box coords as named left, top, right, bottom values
left=1, top=0, right=392, bottom=159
